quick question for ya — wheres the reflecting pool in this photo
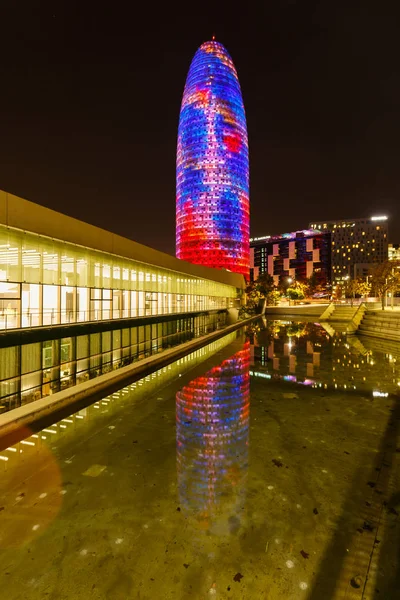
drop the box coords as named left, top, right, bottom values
left=0, top=320, right=399, bottom=599
left=251, top=318, right=400, bottom=395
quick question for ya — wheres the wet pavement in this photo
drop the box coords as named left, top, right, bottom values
left=0, top=320, right=399, bottom=599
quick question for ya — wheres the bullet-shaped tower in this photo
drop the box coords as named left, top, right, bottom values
left=176, top=40, right=249, bottom=278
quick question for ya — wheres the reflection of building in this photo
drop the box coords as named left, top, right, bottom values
left=253, top=322, right=328, bottom=382
left=176, top=40, right=249, bottom=278
left=250, top=230, right=331, bottom=286
left=309, top=216, right=388, bottom=283
left=0, top=314, right=226, bottom=413
left=251, top=319, right=400, bottom=393
left=0, top=190, right=244, bottom=332
left=0, top=332, right=239, bottom=460
left=176, top=341, right=250, bottom=517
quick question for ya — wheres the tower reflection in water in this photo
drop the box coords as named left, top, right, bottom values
left=176, top=340, right=250, bottom=531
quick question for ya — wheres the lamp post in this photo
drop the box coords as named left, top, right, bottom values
left=286, top=277, right=293, bottom=306
left=343, top=275, right=350, bottom=305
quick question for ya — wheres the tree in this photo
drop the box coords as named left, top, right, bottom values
left=369, top=261, right=400, bottom=310
left=255, top=272, right=275, bottom=297
left=286, top=287, right=305, bottom=301
left=240, top=272, right=281, bottom=317
left=304, top=272, right=320, bottom=297
left=354, top=280, right=371, bottom=299
left=333, top=284, right=343, bottom=302
left=342, top=278, right=371, bottom=306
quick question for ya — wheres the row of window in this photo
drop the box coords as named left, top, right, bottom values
left=0, top=313, right=227, bottom=413
left=0, top=281, right=232, bottom=330
left=0, top=225, right=238, bottom=298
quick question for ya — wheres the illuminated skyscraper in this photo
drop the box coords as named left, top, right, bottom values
left=176, top=40, right=249, bottom=278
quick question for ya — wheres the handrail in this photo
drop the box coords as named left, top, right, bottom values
left=0, top=305, right=229, bottom=331
left=348, top=302, right=367, bottom=333
left=319, top=302, right=335, bottom=320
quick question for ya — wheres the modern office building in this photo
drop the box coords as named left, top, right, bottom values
left=250, top=229, right=331, bottom=286
left=388, top=243, right=400, bottom=262
left=0, top=189, right=245, bottom=409
left=176, top=40, right=249, bottom=278
left=309, top=216, right=389, bottom=282
left=0, top=190, right=244, bottom=331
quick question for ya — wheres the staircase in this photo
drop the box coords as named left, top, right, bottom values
left=330, top=305, right=361, bottom=321
left=320, top=303, right=366, bottom=334
left=358, top=310, right=400, bottom=342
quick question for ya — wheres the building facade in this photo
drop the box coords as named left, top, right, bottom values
left=0, top=190, right=244, bottom=332
left=0, top=313, right=228, bottom=414
left=250, top=230, right=331, bottom=286
left=388, top=243, right=400, bottom=262
left=0, top=189, right=245, bottom=412
left=309, top=216, right=388, bottom=282
left=176, top=40, right=249, bottom=278
left=0, top=332, right=241, bottom=461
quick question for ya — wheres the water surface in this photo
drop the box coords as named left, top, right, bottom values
left=1, top=320, right=399, bottom=599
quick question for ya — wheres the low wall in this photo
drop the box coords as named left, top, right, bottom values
left=264, top=304, right=329, bottom=318
left=0, top=316, right=256, bottom=444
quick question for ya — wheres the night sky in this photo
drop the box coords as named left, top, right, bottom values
left=0, top=2, right=399, bottom=254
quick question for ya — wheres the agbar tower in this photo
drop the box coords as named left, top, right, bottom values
left=176, top=40, right=249, bottom=278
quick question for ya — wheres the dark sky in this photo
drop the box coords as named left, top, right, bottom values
left=0, top=1, right=399, bottom=254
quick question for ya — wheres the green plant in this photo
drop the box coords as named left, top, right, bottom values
left=286, top=287, right=305, bottom=301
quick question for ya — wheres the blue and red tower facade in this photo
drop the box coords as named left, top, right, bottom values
left=176, top=341, right=250, bottom=516
left=176, top=40, right=250, bottom=278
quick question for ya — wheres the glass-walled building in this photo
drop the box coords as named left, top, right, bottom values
left=0, top=190, right=245, bottom=330
left=0, top=312, right=227, bottom=413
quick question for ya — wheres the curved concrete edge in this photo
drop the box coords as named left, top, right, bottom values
left=264, top=304, right=329, bottom=319
left=0, top=316, right=257, bottom=441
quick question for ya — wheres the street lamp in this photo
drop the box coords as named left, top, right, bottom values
left=285, top=277, right=293, bottom=306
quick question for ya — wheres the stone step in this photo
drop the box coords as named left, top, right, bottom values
left=358, top=325, right=400, bottom=342
left=360, top=336, right=400, bottom=357
left=365, top=311, right=400, bottom=319
left=359, top=332, right=400, bottom=342
left=330, top=318, right=357, bottom=322
left=362, top=319, right=400, bottom=329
